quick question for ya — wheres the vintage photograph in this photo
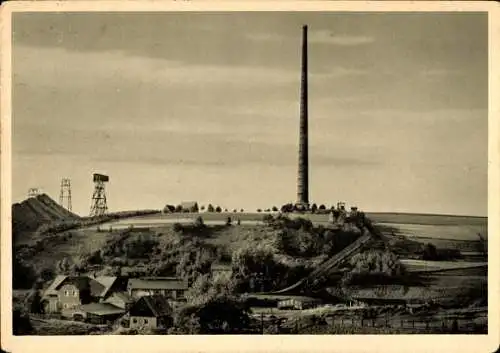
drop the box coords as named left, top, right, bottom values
left=4, top=7, right=490, bottom=339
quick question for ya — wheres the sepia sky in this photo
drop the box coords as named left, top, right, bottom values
left=11, top=12, right=488, bottom=216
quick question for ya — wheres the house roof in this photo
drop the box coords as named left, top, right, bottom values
left=94, top=276, right=118, bottom=297
left=43, top=275, right=67, bottom=298
left=128, top=278, right=188, bottom=291
left=211, top=263, right=232, bottom=271
left=111, top=291, right=134, bottom=303
left=79, top=303, right=126, bottom=316
left=130, top=295, right=172, bottom=317
left=53, top=276, right=106, bottom=297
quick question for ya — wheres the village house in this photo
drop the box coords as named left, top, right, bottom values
left=42, top=275, right=131, bottom=320
left=128, top=295, right=173, bottom=330
left=127, top=277, right=188, bottom=301
left=210, top=263, right=233, bottom=280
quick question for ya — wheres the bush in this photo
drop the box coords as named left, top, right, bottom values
left=174, top=296, right=251, bottom=334
left=215, top=206, right=222, bottom=213
left=207, top=204, right=215, bottom=213
left=173, top=223, right=183, bottom=233
left=194, top=216, right=205, bottom=228
left=163, top=204, right=176, bottom=213
left=341, top=250, right=405, bottom=286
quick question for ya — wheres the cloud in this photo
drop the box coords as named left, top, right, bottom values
left=13, top=45, right=299, bottom=90
left=421, top=69, right=462, bottom=78
left=309, top=31, right=375, bottom=46
left=245, top=30, right=375, bottom=46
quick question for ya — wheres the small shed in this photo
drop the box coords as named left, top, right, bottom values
left=77, top=302, right=126, bottom=324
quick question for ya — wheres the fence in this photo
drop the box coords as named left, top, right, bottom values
left=262, top=316, right=487, bottom=334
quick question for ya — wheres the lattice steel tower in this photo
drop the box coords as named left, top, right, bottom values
left=89, top=173, right=109, bottom=217
left=28, top=188, right=40, bottom=198
left=59, top=178, right=72, bottom=211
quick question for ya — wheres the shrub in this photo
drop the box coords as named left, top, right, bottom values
left=163, top=204, right=176, bottom=213
left=207, top=204, right=215, bottom=212
left=215, top=206, right=222, bottom=213
left=194, top=216, right=205, bottom=228
left=174, top=296, right=251, bottom=334
left=173, top=223, right=183, bottom=233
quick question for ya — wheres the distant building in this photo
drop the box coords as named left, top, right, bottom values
left=180, top=201, right=199, bottom=213
left=128, top=295, right=173, bottom=330
left=127, top=277, right=188, bottom=301
left=210, top=263, right=233, bottom=280
left=277, top=296, right=322, bottom=310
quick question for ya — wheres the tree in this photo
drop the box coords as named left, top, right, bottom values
left=422, top=243, right=439, bottom=260
left=281, top=203, right=294, bottom=213
left=174, top=296, right=251, bottom=334
left=30, top=290, right=44, bottom=314
left=226, top=217, right=232, bottom=226
left=163, top=204, right=176, bottom=213
left=175, top=205, right=183, bottom=213
left=311, top=204, right=318, bottom=213
left=257, top=209, right=262, bottom=213
left=215, top=206, right=222, bottom=213
left=200, top=205, right=205, bottom=211
left=56, top=256, right=75, bottom=275
left=319, top=204, right=326, bottom=210
left=207, top=204, right=215, bottom=213
left=173, top=223, right=183, bottom=233
left=194, top=216, right=205, bottom=228
left=39, top=267, right=55, bottom=282
left=272, top=206, right=278, bottom=212
left=240, top=209, right=244, bottom=213
left=13, top=258, right=37, bottom=289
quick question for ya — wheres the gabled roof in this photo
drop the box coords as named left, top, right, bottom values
left=108, top=291, right=134, bottom=304
left=43, top=275, right=67, bottom=298
left=128, top=278, right=188, bottom=291
left=79, top=303, right=125, bottom=316
left=53, top=276, right=105, bottom=297
left=94, top=276, right=118, bottom=297
left=130, top=295, right=172, bottom=317
left=211, top=263, right=232, bottom=271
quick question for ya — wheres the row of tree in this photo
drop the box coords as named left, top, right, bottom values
left=164, top=204, right=245, bottom=213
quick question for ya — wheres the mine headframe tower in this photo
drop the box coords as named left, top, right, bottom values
left=89, top=173, right=109, bottom=217
left=59, top=178, right=72, bottom=211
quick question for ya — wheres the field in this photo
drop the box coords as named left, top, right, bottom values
left=83, top=211, right=487, bottom=235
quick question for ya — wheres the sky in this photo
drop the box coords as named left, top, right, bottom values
left=11, top=12, right=488, bottom=216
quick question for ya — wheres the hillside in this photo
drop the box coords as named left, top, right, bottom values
left=12, top=194, right=80, bottom=242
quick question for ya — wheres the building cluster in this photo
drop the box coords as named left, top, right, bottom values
left=41, top=274, right=188, bottom=330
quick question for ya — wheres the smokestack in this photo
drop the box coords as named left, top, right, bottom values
left=297, top=25, right=309, bottom=208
